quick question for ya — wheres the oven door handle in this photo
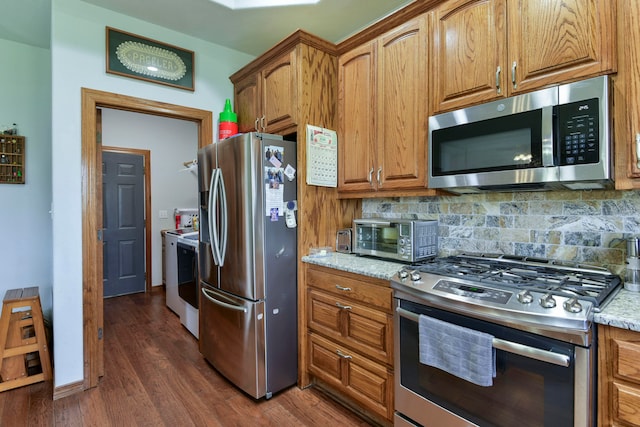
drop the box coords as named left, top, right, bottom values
left=396, top=307, right=571, bottom=368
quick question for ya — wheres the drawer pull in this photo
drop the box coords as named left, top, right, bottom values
left=336, top=350, right=353, bottom=359
left=335, top=285, right=352, bottom=291
left=335, top=302, right=352, bottom=310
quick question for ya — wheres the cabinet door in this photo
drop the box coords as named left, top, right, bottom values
left=599, top=325, right=640, bottom=427
left=377, top=17, right=428, bottom=190
left=431, top=0, right=507, bottom=113
left=616, top=0, right=640, bottom=184
left=338, top=42, right=377, bottom=192
left=509, top=0, right=616, bottom=94
left=234, top=73, right=259, bottom=134
left=308, top=332, right=393, bottom=421
left=261, top=51, right=297, bottom=134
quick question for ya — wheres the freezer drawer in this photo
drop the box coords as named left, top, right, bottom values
left=199, top=283, right=266, bottom=398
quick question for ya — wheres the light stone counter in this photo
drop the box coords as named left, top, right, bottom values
left=594, top=289, right=640, bottom=332
left=301, top=252, right=404, bottom=280
left=302, top=252, right=640, bottom=333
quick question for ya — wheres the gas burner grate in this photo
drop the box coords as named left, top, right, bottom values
left=414, top=253, right=622, bottom=309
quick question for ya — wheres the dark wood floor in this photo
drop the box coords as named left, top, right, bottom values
left=0, top=288, right=372, bottom=426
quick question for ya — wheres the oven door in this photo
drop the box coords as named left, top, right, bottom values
left=177, top=241, right=198, bottom=309
left=394, top=298, right=594, bottom=427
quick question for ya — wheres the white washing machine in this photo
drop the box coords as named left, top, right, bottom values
left=164, top=230, right=185, bottom=319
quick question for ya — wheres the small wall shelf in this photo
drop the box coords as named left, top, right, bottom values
left=0, top=135, right=24, bottom=184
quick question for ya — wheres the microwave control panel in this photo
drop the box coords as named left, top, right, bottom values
left=556, top=97, right=599, bottom=165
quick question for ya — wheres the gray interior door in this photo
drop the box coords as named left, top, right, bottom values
left=102, top=151, right=146, bottom=297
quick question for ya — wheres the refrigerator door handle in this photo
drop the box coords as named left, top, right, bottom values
left=218, top=169, right=228, bottom=265
left=201, top=287, right=248, bottom=313
left=208, top=169, right=222, bottom=266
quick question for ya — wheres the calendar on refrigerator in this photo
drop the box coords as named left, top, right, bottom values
left=306, top=125, right=337, bottom=187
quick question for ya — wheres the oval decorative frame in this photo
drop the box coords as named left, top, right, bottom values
left=116, top=41, right=187, bottom=81
left=106, top=27, right=195, bottom=91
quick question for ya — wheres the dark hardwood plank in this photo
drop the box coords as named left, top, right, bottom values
left=0, top=288, right=373, bottom=426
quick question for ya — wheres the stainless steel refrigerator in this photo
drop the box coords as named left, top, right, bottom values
left=197, top=132, right=298, bottom=399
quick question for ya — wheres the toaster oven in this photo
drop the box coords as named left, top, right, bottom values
left=353, top=219, right=438, bottom=263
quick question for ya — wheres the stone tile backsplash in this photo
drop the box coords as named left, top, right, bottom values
left=361, top=190, right=640, bottom=275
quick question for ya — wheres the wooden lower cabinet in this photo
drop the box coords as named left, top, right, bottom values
left=599, top=324, right=640, bottom=426
left=308, top=332, right=393, bottom=421
left=304, top=264, right=394, bottom=424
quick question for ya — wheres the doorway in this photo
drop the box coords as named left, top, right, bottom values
left=80, top=88, right=212, bottom=392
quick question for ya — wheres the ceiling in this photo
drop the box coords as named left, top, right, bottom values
left=0, top=0, right=415, bottom=56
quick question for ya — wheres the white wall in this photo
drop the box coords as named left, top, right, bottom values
left=0, top=39, right=53, bottom=319
left=101, top=108, right=199, bottom=286
left=51, top=0, right=253, bottom=387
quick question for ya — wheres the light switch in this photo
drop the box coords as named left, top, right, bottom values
left=159, top=210, right=168, bottom=219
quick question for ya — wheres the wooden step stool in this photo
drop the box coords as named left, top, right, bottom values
left=0, top=287, right=52, bottom=391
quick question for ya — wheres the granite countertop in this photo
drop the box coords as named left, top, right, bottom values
left=301, top=252, right=640, bottom=333
left=301, top=252, right=404, bottom=280
left=594, top=289, right=640, bottom=332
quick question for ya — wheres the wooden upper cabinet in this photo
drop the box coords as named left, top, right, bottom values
left=232, top=50, right=297, bottom=135
left=431, top=0, right=507, bottom=113
left=338, top=41, right=377, bottom=193
left=338, top=16, right=428, bottom=194
left=510, top=0, right=616, bottom=93
left=260, top=51, right=297, bottom=134
left=431, top=0, right=616, bottom=113
left=377, top=18, right=427, bottom=191
left=234, top=73, right=259, bottom=134
left=613, top=0, right=640, bottom=188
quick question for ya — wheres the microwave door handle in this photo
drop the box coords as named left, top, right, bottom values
left=541, top=105, right=555, bottom=167
left=396, top=307, right=571, bottom=368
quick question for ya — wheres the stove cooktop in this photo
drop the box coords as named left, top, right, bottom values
left=391, top=253, right=622, bottom=339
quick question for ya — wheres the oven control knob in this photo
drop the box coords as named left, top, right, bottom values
left=563, top=297, right=583, bottom=313
left=410, top=270, right=421, bottom=281
left=398, top=269, right=409, bottom=279
left=539, top=293, right=557, bottom=309
left=516, top=290, right=534, bottom=304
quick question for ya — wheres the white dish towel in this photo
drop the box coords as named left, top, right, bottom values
left=418, top=314, right=496, bottom=387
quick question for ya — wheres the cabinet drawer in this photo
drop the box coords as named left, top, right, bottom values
left=614, top=382, right=640, bottom=426
left=308, top=332, right=393, bottom=421
left=307, top=289, right=393, bottom=365
left=306, top=266, right=392, bottom=312
left=614, top=338, right=640, bottom=384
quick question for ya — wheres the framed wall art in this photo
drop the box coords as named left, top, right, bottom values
left=106, top=27, right=195, bottom=91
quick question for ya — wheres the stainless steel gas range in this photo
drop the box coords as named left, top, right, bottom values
left=391, top=253, right=622, bottom=427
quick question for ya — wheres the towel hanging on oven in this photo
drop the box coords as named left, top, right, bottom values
left=418, top=315, right=496, bottom=387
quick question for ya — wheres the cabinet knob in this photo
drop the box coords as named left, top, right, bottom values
left=368, top=167, right=374, bottom=186
left=496, top=66, right=501, bottom=94
left=377, top=167, right=382, bottom=187
left=511, top=61, right=517, bottom=89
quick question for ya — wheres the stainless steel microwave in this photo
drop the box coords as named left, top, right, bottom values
left=428, top=75, right=613, bottom=194
left=353, top=218, right=438, bottom=263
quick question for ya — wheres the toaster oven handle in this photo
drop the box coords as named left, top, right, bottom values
left=355, top=219, right=392, bottom=227
left=396, top=307, right=571, bottom=367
